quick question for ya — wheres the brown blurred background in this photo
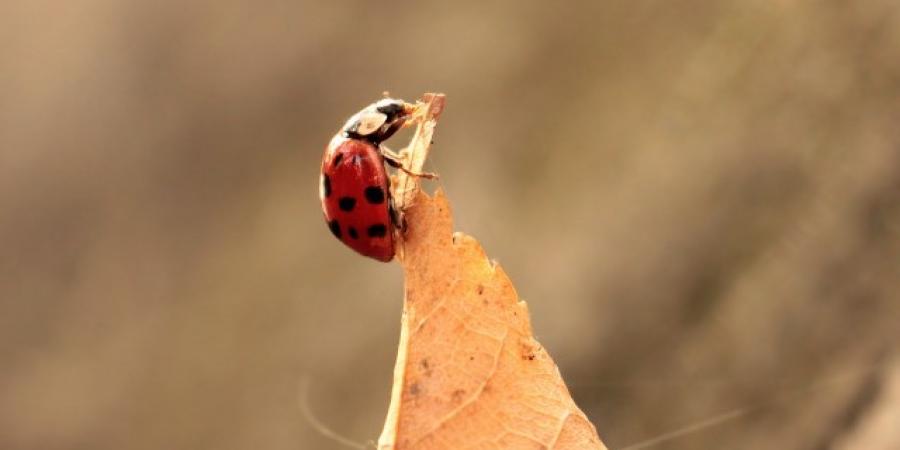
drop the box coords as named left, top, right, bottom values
left=2, top=1, right=899, bottom=449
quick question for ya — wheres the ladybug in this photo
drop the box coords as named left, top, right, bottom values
left=320, top=98, right=432, bottom=262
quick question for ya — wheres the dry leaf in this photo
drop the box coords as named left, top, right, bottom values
left=378, top=94, right=606, bottom=450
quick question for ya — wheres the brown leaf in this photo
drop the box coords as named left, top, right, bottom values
left=379, top=94, right=606, bottom=450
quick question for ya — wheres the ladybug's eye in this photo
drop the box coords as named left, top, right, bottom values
left=376, top=101, right=405, bottom=119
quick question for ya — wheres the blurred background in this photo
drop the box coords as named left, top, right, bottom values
left=2, top=1, right=899, bottom=449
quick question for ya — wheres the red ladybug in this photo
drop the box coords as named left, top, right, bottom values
left=320, top=98, right=418, bottom=262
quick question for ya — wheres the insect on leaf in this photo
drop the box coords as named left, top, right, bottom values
left=379, top=94, right=606, bottom=450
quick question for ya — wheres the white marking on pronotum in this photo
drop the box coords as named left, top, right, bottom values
left=357, top=111, right=387, bottom=135
left=326, top=134, right=345, bottom=157
left=343, top=111, right=387, bottom=136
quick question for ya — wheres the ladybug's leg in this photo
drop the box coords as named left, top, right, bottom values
left=389, top=195, right=407, bottom=233
left=379, top=145, right=402, bottom=159
left=381, top=146, right=439, bottom=179
left=387, top=156, right=439, bottom=179
left=385, top=171, right=406, bottom=232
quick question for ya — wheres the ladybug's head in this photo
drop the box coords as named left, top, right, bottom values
left=342, top=98, right=415, bottom=144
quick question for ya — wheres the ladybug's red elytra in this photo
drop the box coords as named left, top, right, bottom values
left=320, top=98, right=428, bottom=262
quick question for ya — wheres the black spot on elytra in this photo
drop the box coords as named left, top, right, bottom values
left=328, top=220, right=341, bottom=238
left=322, top=174, right=331, bottom=197
left=332, top=153, right=344, bottom=167
left=338, top=197, right=356, bottom=212
left=364, top=186, right=385, bottom=204
left=367, top=223, right=387, bottom=238
left=348, top=227, right=358, bottom=239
